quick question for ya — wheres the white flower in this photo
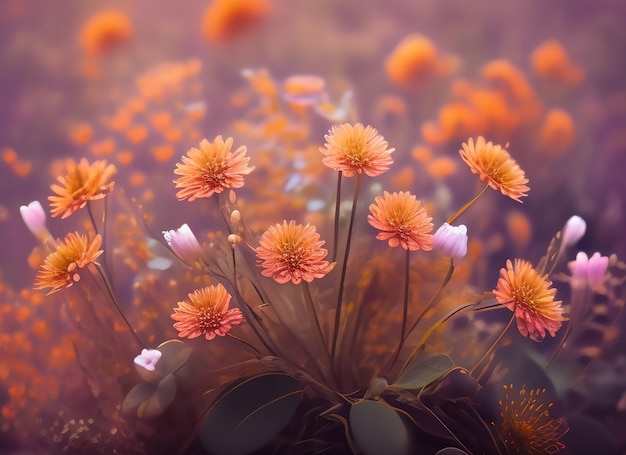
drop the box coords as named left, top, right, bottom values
left=432, top=223, right=468, bottom=258
left=20, top=200, right=51, bottom=242
left=568, top=251, right=609, bottom=289
left=562, top=215, right=586, bottom=247
left=134, top=349, right=162, bottom=372
left=163, top=223, right=205, bottom=267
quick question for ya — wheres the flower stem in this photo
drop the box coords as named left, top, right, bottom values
left=330, top=174, right=361, bottom=366
left=390, top=249, right=411, bottom=370
left=470, top=313, right=514, bottom=375
left=404, top=258, right=454, bottom=342
left=89, top=262, right=144, bottom=347
left=226, top=333, right=264, bottom=356
left=447, top=184, right=489, bottom=225
left=303, top=282, right=329, bottom=355
left=332, top=171, right=343, bottom=262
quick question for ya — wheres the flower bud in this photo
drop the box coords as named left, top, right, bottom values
left=163, top=223, right=205, bottom=267
left=568, top=251, right=609, bottom=289
left=134, top=348, right=162, bottom=372
left=562, top=215, right=586, bottom=247
left=432, top=223, right=468, bottom=258
left=20, top=201, right=51, bottom=242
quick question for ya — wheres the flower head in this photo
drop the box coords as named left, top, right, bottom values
left=173, top=136, right=254, bottom=201
left=256, top=221, right=335, bottom=284
left=49, top=158, right=117, bottom=219
left=493, top=259, right=564, bottom=341
left=368, top=191, right=434, bottom=251
left=20, top=200, right=51, bottom=243
left=561, top=215, right=586, bottom=247
left=163, top=223, right=206, bottom=267
left=568, top=251, right=609, bottom=289
left=134, top=349, right=162, bottom=372
left=319, top=123, right=394, bottom=177
left=171, top=284, right=244, bottom=340
left=496, top=384, right=567, bottom=455
left=34, top=232, right=103, bottom=295
left=459, top=136, right=529, bottom=202
left=432, top=222, right=468, bottom=258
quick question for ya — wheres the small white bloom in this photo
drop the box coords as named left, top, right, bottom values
left=20, top=200, right=49, bottom=240
left=432, top=223, right=468, bottom=258
left=134, top=349, right=162, bottom=372
left=163, top=223, right=205, bottom=267
left=568, top=251, right=609, bottom=289
left=562, top=215, right=586, bottom=247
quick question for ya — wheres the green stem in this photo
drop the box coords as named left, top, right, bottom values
left=447, top=184, right=489, bottom=225
left=330, top=174, right=361, bottom=366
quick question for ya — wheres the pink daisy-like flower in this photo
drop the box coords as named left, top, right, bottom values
left=256, top=221, right=335, bottom=284
left=171, top=284, right=244, bottom=340
left=319, top=123, right=394, bottom=177
left=493, top=259, right=564, bottom=342
left=173, top=136, right=255, bottom=201
left=368, top=191, right=434, bottom=251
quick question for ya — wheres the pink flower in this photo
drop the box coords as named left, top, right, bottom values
left=163, top=223, right=206, bottom=267
left=20, top=200, right=52, bottom=243
left=432, top=223, right=468, bottom=258
left=256, top=221, right=335, bottom=284
left=134, top=349, right=162, bottom=372
left=562, top=215, right=586, bottom=247
left=493, top=259, right=564, bottom=341
left=171, top=284, right=244, bottom=340
left=568, top=252, right=609, bottom=289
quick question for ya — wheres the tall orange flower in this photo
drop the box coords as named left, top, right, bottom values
left=493, top=259, right=564, bottom=341
left=173, top=136, right=254, bottom=201
left=256, top=221, right=335, bottom=284
left=34, top=232, right=103, bottom=295
left=459, top=136, right=529, bottom=202
left=368, top=191, right=434, bottom=251
left=49, top=158, right=117, bottom=219
left=496, top=384, right=567, bottom=454
left=171, top=284, right=244, bottom=340
left=319, top=123, right=394, bottom=177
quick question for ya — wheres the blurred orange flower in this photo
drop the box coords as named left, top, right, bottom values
left=49, top=158, right=117, bottom=219
left=34, top=232, right=103, bottom=295
left=80, top=10, right=132, bottom=57
left=496, top=384, right=567, bottom=454
left=173, top=136, right=254, bottom=201
left=460, top=136, right=529, bottom=202
left=368, top=191, right=434, bottom=251
left=171, top=284, right=244, bottom=340
left=320, top=123, right=394, bottom=177
left=256, top=221, right=335, bottom=284
left=493, top=259, right=564, bottom=341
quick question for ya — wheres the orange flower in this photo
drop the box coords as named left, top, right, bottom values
left=319, top=123, right=394, bottom=177
left=171, top=284, right=244, bottom=340
left=256, top=221, right=335, bottom=284
left=173, top=136, right=254, bottom=201
left=459, top=136, right=529, bottom=202
left=49, top=158, right=117, bottom=219
left=368, top=191, right=434, bottom=251
left=34, top=232, right=103, bottom=295
left=496, top=384, right=567, bottom=454
left=493, top=259, right=564, bottom=341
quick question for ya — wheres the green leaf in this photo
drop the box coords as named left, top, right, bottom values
left=199, top=373, right=302, bottom=455
left=122, top=383, right=156, bottom=414
left=137, top=373, right=177, bottom=419
left=156, top=339, right=193, bottom=375
left=349, top=400, right=409, bottom=455
left=393, top=354, right=454, bottom=390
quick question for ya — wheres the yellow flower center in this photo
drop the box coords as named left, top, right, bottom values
left=196, top=306, right=222, bottom=332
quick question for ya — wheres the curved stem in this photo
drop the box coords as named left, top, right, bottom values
left=447, top=184, right=489, bottom=225
left=303, top=282, right=329, bottom=355
left=470, top=313, right=515, bottom=375
left=330, top=174, right=361, bottom=366
left=226, top=333, right=264, bottom=356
